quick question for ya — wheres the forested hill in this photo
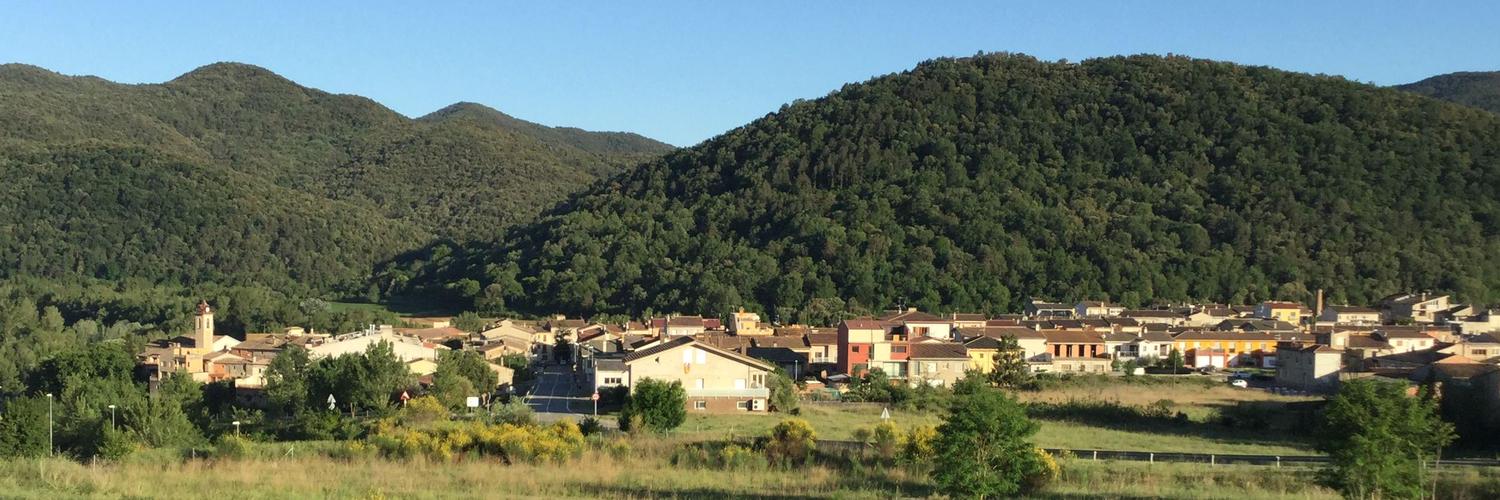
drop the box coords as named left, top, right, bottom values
left=0, top=62, right=671, bottom=291
left=381, top=53, right=1500, bottom=320
left=419, top=102, right=674, bottom=157
left=1397, top=71, right=1500, bottom=114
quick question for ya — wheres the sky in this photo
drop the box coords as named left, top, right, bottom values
left=3, top=1, right=1499, bottom=146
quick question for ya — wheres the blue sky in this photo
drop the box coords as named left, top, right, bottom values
left=3, top=1, right=1498, bottom=146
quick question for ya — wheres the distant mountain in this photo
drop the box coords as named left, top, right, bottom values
left=0, top=62, right=671, bottom=291
left=420, top=102, right=674, bottom=156
left=384, top=54, right=1500, bottom=319
left=1397, top=71, right=1500, bottom=114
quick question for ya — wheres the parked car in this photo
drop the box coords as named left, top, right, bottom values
left=1229, top=378, right=1250, bottom=388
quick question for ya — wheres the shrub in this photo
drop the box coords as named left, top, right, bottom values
left=489, top=399, right=536, bottom=427
left=901, top=425, right=938, bottom=464
left=871, top=421, right=902, bottom=461
left=718, top=444, right=766, bottom=469
left=1026, top=447, right=1061, bottom=490
left=96, top=426, right=137, bottom=461
left=851, top=427, right=873, bottom=445
left=618, top=379, right=686, bottom=433
left=765, top=419, right=817, bottom=466
left=400, top=396, right=449, bottom=425
left=579, top=416, right=603, bottom=436
left=213, top=434, right=252, bottom=460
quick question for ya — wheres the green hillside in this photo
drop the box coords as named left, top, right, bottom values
left=0, top=62, right=670, bottom=291
left=384, top=54, right=1500, bottom=319
left=1397, top=71, right=1500, bottom=114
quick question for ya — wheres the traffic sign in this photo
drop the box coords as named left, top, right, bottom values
left=591, top=392, right=600, bottom=401
left=327, top=394, right=337, bottom=410
left=880, top=407, right=890, bottom=420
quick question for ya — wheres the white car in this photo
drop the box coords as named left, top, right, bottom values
left=1229, top=379, right=1250, bottom=388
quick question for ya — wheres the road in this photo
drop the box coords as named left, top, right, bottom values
left=526, top=362, right=591, bottom=419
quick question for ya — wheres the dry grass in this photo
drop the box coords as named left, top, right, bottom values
left=4, top=439, right=1497, bottom=499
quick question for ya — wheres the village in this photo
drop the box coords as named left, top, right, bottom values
left=134, top=291, right=1500, bottom=419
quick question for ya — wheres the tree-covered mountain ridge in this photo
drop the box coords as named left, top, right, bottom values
left=1396, top=71, right=1500, bottom=114
left=0, top=62, right=673, bottom=292
left=381, top=53, right=1500, bottom=320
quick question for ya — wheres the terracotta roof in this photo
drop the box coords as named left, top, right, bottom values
left=1122, top=310, right=1184, bottom=318
left=806, top=333, right=839, bottom=346
left=753, top=336, right=808, bottom=349
left=957, top=326, right=1045, bottom=340
left=1375, top=328, right=1439, bottom=340
left=547, top=319, right=588, bottom=329
left=747, top=347, right=805, bottom=365
left=1326, top=305, right=1380, bottom=314
left=1173, top=330, right=1278, bottom=342
left=623, top=336, right=773, bottom=371
left=398, top=326, right=467, bottom=341
left=878, top=310, right=946, bottom=323
left=1042, top=330, right=1106, bottom=344
left=964, top=336, right=1006, bottom=349
left=842, top=319, right=888, bottom=330
left=667, top=316, right=705, bottom=327
left=1345, top=335, right=1393, bottom=350
left=1278, top=342, right=1342, bottom=353
left=908, top=342, right=968, bottom=359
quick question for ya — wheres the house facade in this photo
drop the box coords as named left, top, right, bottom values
left=1276, top=343, right=1343, bottom=392
left=623, top=337, right=773, bottom=412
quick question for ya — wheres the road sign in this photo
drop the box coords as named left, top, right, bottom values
left=466, top=396, right=481, bottom=408
left=880, top=407, right=890, bottom=420
left=591, top=392, right=600, bottom=401
left=400, top=390, right=410, bottom=401
left=326, top=394, right=337, bottom=411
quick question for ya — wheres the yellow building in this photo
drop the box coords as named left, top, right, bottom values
left=1257, top=301, right=1310, bottom=324
left=1172, top=331, right=1279, bottom=369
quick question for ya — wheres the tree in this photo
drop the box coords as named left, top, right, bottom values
left=618, top=379, right=686, bottom=432
left=0, top=395, right=51, bottom=457
left=1163, top=349, right=1186, bottom=374
left=264, top=345, right=311, bottom=416
left=767, top=368, right=799, bottom=413
left=1317, top=379, right=1454, bottom=499
left=933, top=389, right=1046, bottom=498
left=451, top=311, right=486, bottom=333
left=988, top=336, right=1034, bottom=388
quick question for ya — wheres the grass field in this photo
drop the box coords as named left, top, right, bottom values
left=4, top=439, right=1497, bottom=499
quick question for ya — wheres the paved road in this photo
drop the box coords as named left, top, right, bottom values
left=526, top=363, right=590, bottom=418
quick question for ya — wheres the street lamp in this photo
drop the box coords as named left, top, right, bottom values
left=107, top=404, right=116, bottom=428
left=232, top=420, right=241, bottom=436
left=45, top=393, right=53, bottom=457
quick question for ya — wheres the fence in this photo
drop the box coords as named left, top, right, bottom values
left=814, top=441, right=1500, bottom=469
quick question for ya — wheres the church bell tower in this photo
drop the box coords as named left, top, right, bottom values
left=195, top=300, right=215, bottom=354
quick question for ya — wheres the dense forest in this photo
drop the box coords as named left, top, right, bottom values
left=1397, top=71, right=1500, bottom=114
left=380, top=54, right=1500, bottom=321
left=0, top=62, right=671, bottom=292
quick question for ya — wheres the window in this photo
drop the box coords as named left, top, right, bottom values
left=752, top=374, right=765, bottom=387
left=695, top=350, right=707, bottom=364
left=694, top=401, right=707, bottom=410
left=1475, top=349, right=1489, bottom=356
left=852, top=346, right=860, bottom=353
left=893, top=346, right=907, bottom=353
left=734, top=379, right=746, bottom=389
left=603, top=377, right=621, bottom=385
left=695, top=378, right=705, bottom=389
left=736, top=401, right=749, bottom=411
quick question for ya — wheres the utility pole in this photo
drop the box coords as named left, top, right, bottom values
left=45, top=393, right=53, bottom=456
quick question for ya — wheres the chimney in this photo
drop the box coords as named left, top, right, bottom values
left=1316, top=289, right=1325, bottom=316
